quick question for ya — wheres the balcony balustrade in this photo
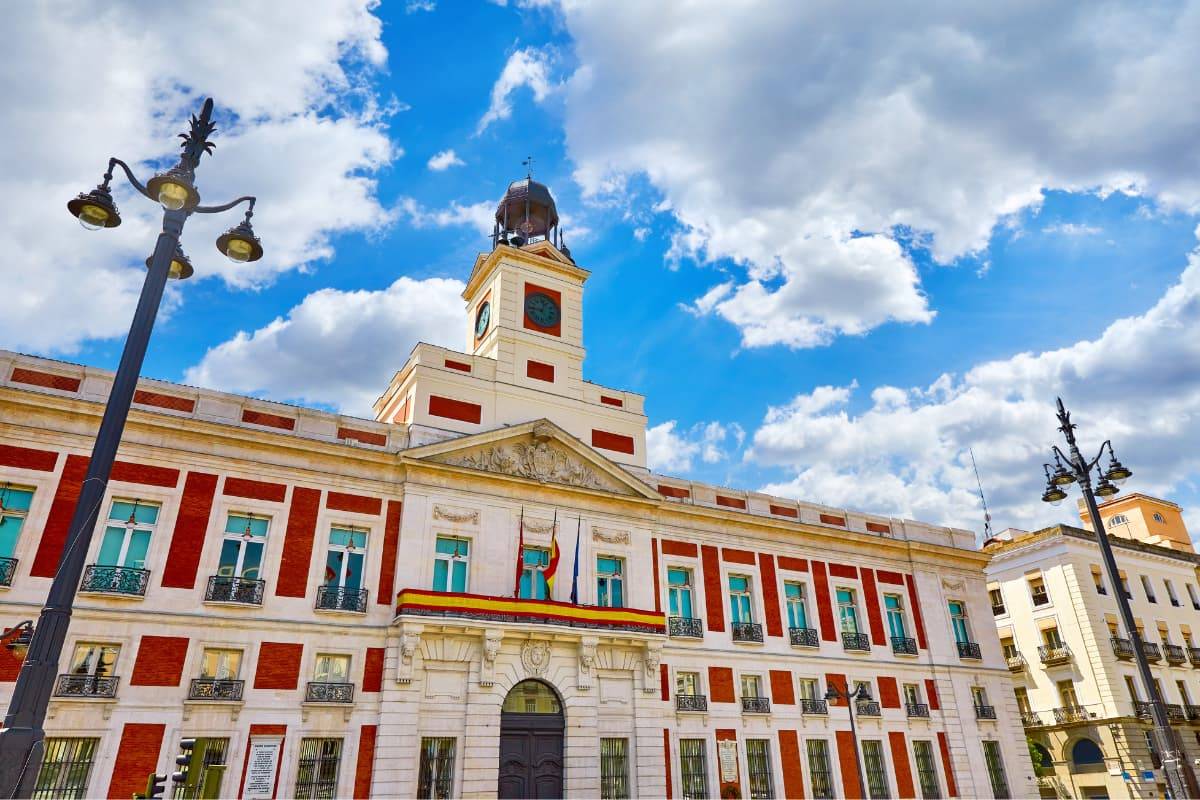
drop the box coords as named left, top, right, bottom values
left=801, top=698, right=828, bottom=715
left=1006, top=654, right=1027, bottom=672
left=789, top=627, right=819, bottom=648
left=187, top=678, right=244, bottom=701
left=1110, top=636, right=1135, bottom=660
left=731, top=621, right=764, bottom=643
left=1038, top=645, right=1072, bottom=666
left=975, top=704, right=997, bottom=720
left=1165, top=644, right=1187, bottom=665
left=1167, top=704, right=1186, bottom=723
left=304, top=681, right=355, bottom=703
left=1133, top=701, right=1154, bottom=720
left=1185, top=704, right=1200, bottom=722
left=842, top=632, right=871, bottom=652
left=891, top=636, right=917, bottom=656
left=855, top=700, right=881, bottom=717
left=1020, top=711, right=1043, bottom=727
left=315, top=585, right=368, bottom=613
left=395, top=588, right=667, bottom=635
left=906, top=702, right=930, bottom=718
left=0, top=556, right=15, bottom=587
left=1052, top=706, right=1090, bottom=724
left=676, top=694, right=708, bottom=712
left=80, top=564, right=148, bottom=596
left=205, top=575, right=265, bottom=605
left=668, top=617, right=704, bottom=639
left=1142, top=642, right=1162, bottom=662
left=1189, top=647, right=1200, bottom=667
left=741, top=696, right=771, bottom=714
left=956, top=640, right=982, bottom=660
left=54, top=674, right=118, bottom=698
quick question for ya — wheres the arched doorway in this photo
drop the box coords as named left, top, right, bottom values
left=498, top=679, right=564, bottom=799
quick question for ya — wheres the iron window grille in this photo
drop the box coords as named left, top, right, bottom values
left=599, top=738, right=630, bottom=800
left=172, top=738, right=229, bottom=800
left=732, top=621, right=763, bottom=643
left=315, top=585, right=368, bottom=613
left=956, top=640, right=982, bottom=660
left=906, top=702, right=930, bottom=718
left=1030, top=589, right=1050, bottom=607
left=912, top=740, right=942, bottom=799
left=789, top=627, right=819, bottom=647
left=982, top=741, right=1010, bottom=799
left=305, top=682, right=354, bottom=703
left=294, top=737, right=343, bottom=800
left=742, top=696, right=771, bottom=713
left=806, top=739, right=834, bottom=800
left=1110, top=636, right=1135, bottom=659
left=679, top=739, right=708, bottom=800
left=801, top=698, right=828, bottom=715
left=891, top=636, right=917, bottom=655
left=205, top=575, right=265, bottom=605
left=975, top=704, right=997, bottom=720
left=856, top=700, right=881, bottom=716
left=0, top=556, right=16, bottom=587
left=842, top=632, right=871, bottom=652
left=676, top=694, right=708, bottom=712
left=745, top=739, right=774, bottom=800
left=187, top=678, right=244, bottom=701
left=862, top=740, right=890, bottom=800
left=32, top=737, right=99, bottom=800
left=54, top=674, right=118, bottom=698
left=80, top=564, right=149, bottom=596
left=668, top=617, right=704, bottom=638
left=417, top=737, right=456, bottom=800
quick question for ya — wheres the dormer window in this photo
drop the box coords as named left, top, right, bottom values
left=1108, top=514, right=1129, bottom=527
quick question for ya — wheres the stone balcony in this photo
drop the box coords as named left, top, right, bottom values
left=394, top=588, right=666, bottom=636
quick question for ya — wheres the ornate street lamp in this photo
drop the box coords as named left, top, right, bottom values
left=0, top=97, right=265, bottom=799
left=825, top=682, right=870, bottom=796
left=1040, top=398, right=1198, bottom=799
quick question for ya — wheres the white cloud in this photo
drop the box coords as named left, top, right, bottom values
left=396, top=197, right=496, bottom=237
left=477, top=48, right=555, bottom=134
left=406, top=0, right=436, bottom=11
left=748, top=228, right=1200, bottom=537
left=647, top=419, right=743, bottom=473
left=558, top=1, right=1200, bottom=348
left=1, top=1, right=396, bottom=353
left=1043, top=222, right=1103, bottom=236
left=427, top=149, right=466, bottom=171
left=185, top=276, right=465, bottom=415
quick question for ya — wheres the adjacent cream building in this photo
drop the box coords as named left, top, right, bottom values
left=0, top=177, right=1033, bottom=799
left=985, top=495, right=1200, bottom=800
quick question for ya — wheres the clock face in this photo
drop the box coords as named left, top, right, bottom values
left=524, top=292, right=561, bottom=328
left=474, top=301, right=491, bottom=338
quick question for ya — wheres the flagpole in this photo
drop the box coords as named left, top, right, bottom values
left=513, top=506, right=525, bottom=598
left=570, top=515, right=581, bottom=605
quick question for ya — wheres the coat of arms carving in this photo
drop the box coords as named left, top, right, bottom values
left=446, top=440, right=613, bottom=492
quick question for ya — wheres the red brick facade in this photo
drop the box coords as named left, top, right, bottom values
left=708, top=666, right=735, bottom=702
left=377, top=500, right=402, bottom=606
left=161, top=471, right=218, bottom=589
left=326, top=490, right=382, bottom=516
left=889, top=731, right=916, bottom=799
left=31, top=453, right=89, bottom=577
left=363, top=647, right=385, bottom=693
left=223, top=476, right=287, bottom=503
left=130, top=635, right=189, bottom=686
left=778, top=730, right=805, bottom=799
left=355, top=724, right=378, bottom=798
left=107, top=723, right=165, bottom=799
left=276, top=487, right=321, bottom=598
left=0, top=443, right=57, bottom=471
left=253, top=643, right=304, bottom=689
left=701, top=545, right=724, bottom=632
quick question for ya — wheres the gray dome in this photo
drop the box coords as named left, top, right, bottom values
left=495, top=178, right=559, bottom=239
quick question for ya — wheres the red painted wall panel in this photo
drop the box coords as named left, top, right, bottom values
left=241, top=408, right=296, bottom=430
left=769, top=504, right=798, bottom=518
left=769, top=670, right=794, bottom=705
left=253, top=643, right=304, bottom=689
left=161, top=471, right=217, bottom=589
left=663, top=729, right=674, bottom=800
left=0, top=444, right=57, bottom=471
left=526, top=360, right=555, bottom=382
left=778, top=556, right=808, bottom=572
left=906, top=574, right=928, bottom=649
left=716, top=729, right=740, bottom=796
left=523, top=282, right=562, bottom=336
left=709, top=667, right=735, bottom=702
left=889, top=731, right=916, bottom=799
left=721, top=547, right=756, bottom=565
left=110, top=460, right=180, bottom=488
left=877, top=569, right=904, bottom=585
left=651, top=538, right=661, bottom=612
left=925, top=679, right=940, bottom=710
left=428, top=394, right=482, bottom=424
left=600, top=395, right=624, bottom=407
left=877, top=676, right=900, bottom=708
left=937, top=732, right=959, bottom=797
left=820, top=513, right=847, bottom=527
left=591, top=429, right=635, bottom=454
left=107, top=723, right=165, bottom=799
left=337, top=426, right=387, bottom=447
left=223, top=476, right=287, bottom=503
left=828, top=563, right=857, bottom=579
left=701, top=545, right=725, bottom=632
left=660, top=663, right=670, bottom=701
left=0, top=646, right=24, bottom=681
left=866, top=521, right=891, bottom=534
left=779, top=730, right=806, bottom=800
left=444, top=359, right=471, bottom=373
left=825, top=673, right=848, bottom=706
left=836, top=730, right=864, bottom=799
left=130, top=635, right=189, bottom=686
left=355, top=725, right=378, bottom=798
left=377, top=500, right=401, bottom=606
left=363, top=647, right=385, bottom=692
left=759, top=553, right=783, bottom=637
left=133, top=389, right=195, bottom=413
left=715, top=495, right=747, bottom=510
left=30, top=454, right=88, bottom=577
left=661, top=539, right=698, bottom=557
left=11, top=367, right=80, bottom=392
left=658, top=485, right=690, bottom=499
left=811, top=560, right=836, bottom=641
left=326, top=491, right=382, bottom=516
left=276, top=487, right=320, bottom=598
left=861, top=567, right=887, bottom=646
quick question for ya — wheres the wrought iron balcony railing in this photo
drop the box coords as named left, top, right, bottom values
left=205, top=575, right=265, bottom=605
left=1111, top=636, right=1135, bottom=660
left=1165, top=644, right=1187, bottom=665
left=188, top=678, right=244, bottom=701
left=855, top=700, right=881, bottom=717
left=1189, top=647, right=1200, bottom=666
left=742, top=696, right=771, bottom=713
left=731, top=621, right=763, bottom=643
left=676, top=694, right=708, bottom=712
left=1142, top=642, right=1162, bottom=662
left=80, top=564, right=149, bottom=596
left=1186, top=704, right=1200, bottom=722
left=905, top=703, right=930, bottom=718
left=0, top=556, right=16, bottom=587
left=1133, top=701, right=1154, bottom=720
left=305, top=681, right=355, bottom=703
left=1052, top=706, right=1091, bottom=724
left=956, top=640, right=982, bottom=660
left=315, top=585, right=368, bottom=613
left=842, top=632, right=871, bottom=652
left=1020, top=711, right=1043, bottom=727
left=668, top=616, right=704, bottom=639
left=54, top=674, right=118, bottom=698
left=975, top=704, right=997, bottom=720
left=1006, top=654, right=1027, bottom=671
left=789, top=626, right=819, bottom=648
left=891, top=636, right=917, bottom=655
left=1038, top=645, right=1072, bottom=666
left=801, top=698, right=828, bottom=715
left=1167, top=704, right=1186, bottom=723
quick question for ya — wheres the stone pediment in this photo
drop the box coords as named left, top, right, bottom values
left=404, top=420, right=658, bottom=499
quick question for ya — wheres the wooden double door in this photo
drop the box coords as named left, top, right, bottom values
left=497, top=712, right=563, bottom=799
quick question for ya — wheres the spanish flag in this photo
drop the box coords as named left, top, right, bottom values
left=544, top=510, right=560, bottom=596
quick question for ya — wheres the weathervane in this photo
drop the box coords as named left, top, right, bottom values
left=523, top=155, right=534, bottom=178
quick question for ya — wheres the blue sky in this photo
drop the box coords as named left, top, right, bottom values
left=5, top=1, right=1200, bottom=538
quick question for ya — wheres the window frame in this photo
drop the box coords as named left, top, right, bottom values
left=217, top=512, right=270, bottom=580
left=199, top=647, right=242, bottom=680
left=745, top=738, right=774, bottom=800
left=836, top=587, right=861, bottom=634
left=678, top=738, right=709, bottom=800
left=313, top=652, right=352, bottom=684
left=596, top=555, right=625, bottom=608
left=293, top=736, right=343, bottom=800
left=432, top=535, right=470, bottom=593
left=884, top=593, right=909, bottom=638
left=947, top=599, right=972, bottom=643
left=912, top=739, right=942, bottom=799
left=727, top=574, right=755, bottom=624
left=784, top=581, right=809, bottom=630
left=417, top=736, right=457, bottom=800
left=668, top=566, right=696, bottom=619
left=861, top=739, right=890, bottom=800
left=96, top=498, right=160, bottom=569
left=0, top=484, right=35, bottom=560
left=600, top=737, right=630, bottom=800
left=519, top=546, right=551, bottom=600
left=32, top=737, right=99, bottom=800
left=68, top=642, right=120, bottom=677
left=806, top=738, right=835, bottom=800
left=324, top=525, right=369, bottom=590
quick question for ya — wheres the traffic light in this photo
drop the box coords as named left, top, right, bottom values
left=133, top=772, right=167, bottom=799
left=171, top=738, right=196, bottom=789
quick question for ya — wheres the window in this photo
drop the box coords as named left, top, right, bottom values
left=1000, top=638, right=1018, bottom=660
left=600, top=738, right=629, bottom=800
left=982, top=741, right=1009, bottom=799
left=1071, top=739, right=1104, bottom=767
left=324, top=527, right=367, bottom=591
left=314, top=653, right=351, bottom=684
left=1108, top=514, right=1129, bottom=527
left=798, top=678, right=820, bottom=701
left=32, top=737, right=99, bottom=799
left=1153, top=512, right=1166, bottom=523
left=69, top=643, right=118, bottom=676
left=676, top=671, right=701, bottom=697
left=1124, top=676, right=1140, bottom=703
left=1014, top=688, right=1032, bottom=717
left=1091, top=566, right=1106, bottom=595
left=885, top=594, right=908, bottom=638
left=903, top=683, right=921, bottom=706
left=746, top=739, right=774, bottom=800
left=1189, top=583, right=1200, bottom=611
left=417, top=737, right=456, bottom=800
left=1140, top=575, right=1157, bottom=603
left=1166, top=579, right=1181, bottom=607
left=1028, top=575, right=1049, bottom=606
left=97, top=499, right=158, bottom=569
left=785, top=582, right=809, bottom=629
left=971, top=686, right=990, bottom=709
left=679, top=739, right=708, bottom=800
left=518, top=547, right=550, bottom=600
left=200, top=648, right=241, bottom=680
left=741, top=674, right=764, bottom=699
left=947, top=601, right=971, bottom=644
left=912, top=740, right=941, bottom=799
left=294, top=737, right=342, bottom=799
left=728, top=575, right=754, bottom=623
left=668, top=567, right=695, bottom=618
left=988, top=587, right=1005, bottom=616
left=1177, top=680, right=1193, bottom=706
left=432, top=537, right=469, bottom=593
left=1042, top=627, right=1063, bottom=649
left=806, top=739, right=835, bottom=800
left=1058, top=679, right=1080, bottom=708
left=0, top=484, right=33, bottom=561
left=597, top=556, right=625, bottom=608
left=1119, top=574, right=1132, bottom=599
left=217, top=513, right=268, bottom=580
left=862, top=739, right=890, bottom=800
left=837, top=588, right=860, bottom=634
left=174, top=738, right=229, bottom=800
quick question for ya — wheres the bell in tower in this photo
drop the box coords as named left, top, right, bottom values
left=492, top=158, right=569, bottom=258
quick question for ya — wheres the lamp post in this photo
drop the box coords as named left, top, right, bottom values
left=825, top=682, right=870, bottom=798
left=1039, top=397, right=1199, bottom=799
left=0, top=97, right=264, bottom=799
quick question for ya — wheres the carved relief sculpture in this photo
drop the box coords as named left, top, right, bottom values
left=592, top=526, right=630, bottom=545
left=520, top=639, right=552, bottom=678
left=480, top=629, right=503, bottom=688
left=446, top=440, right=612, bottom=492
left=397, top=627, right=422, bottom=684
left=643, top=643, right=663, bottom=693
left=433, top=505, right=480, bottom=525
left=578, top=637, right=598, bottom=690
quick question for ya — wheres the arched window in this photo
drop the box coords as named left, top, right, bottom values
left=1108, top=515, right=1129, bottom=527
left=1071, top=738, right=1104, bottom=766
left=1031, top=742, right=1053, bottom=774
left=1153, top=512, right=1166, bottom=524
left=502, top=679, right=562, bottom=715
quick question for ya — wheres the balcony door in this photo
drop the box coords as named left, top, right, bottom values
left=498, top=680, right=563, bottom=799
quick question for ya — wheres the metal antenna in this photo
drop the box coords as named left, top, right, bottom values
left=522, top=155, right=534, bottom=178
left=969, top=448, right=993, bottom=540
